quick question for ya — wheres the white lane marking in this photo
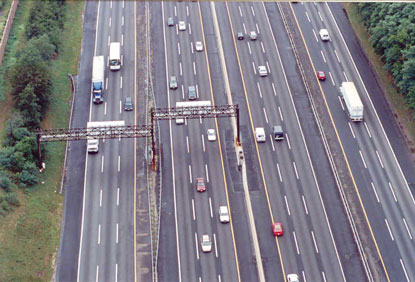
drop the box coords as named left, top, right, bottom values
left=98, top=224, right=101, bottom=244
left=277, top=163, right=282, bottom=182
left=176, top=24, right=178, bottom=35
left=100, top=189, right=103, bottom=207
left=348, top=122, right=355, bottom=138
left=293, top=231, right=300, bottom=254
left=202, top=134, right=206, bottom=152
left=121, top=34, right=124, bottom=46
left=364, top=122, right=372, bottom=138
left=311, top=231, right=319, bottom=253
left=400, top=259, right=410, bottom=282
left=257, top=82, right=262, bottom=98
left=119, top=100, right=122, bottom=113
left=385, top=218, right=394, bottom=241
left=199, top=277, right=201, bottom=282
left=214, top=233, right=218, bottom=257
left=191, top=42, right=194, bottom=54
left=263, top=108, right=268, bottom=123
left=109, top=17, right=111, bottom=27
left=104, top=101, right=107, bottom=115
left=343, top=71, right=348, bottom=81
left=189, top=165, right=192, bottom=183
left=122, top=0, right=124, bottom=8
left=312, top=29, right=318, bottom=42
left=101, top=156, right=104, bottom=173
left=321, top=50, right=326, bottom=63
left=196, top=84, right=199, bottom=99
left=96, top=265, right=99, bottom=282
left=302, top=271, right=306, bottom=282
left=359, top=150, right=367, bottom=168
left=272, top=82, right=277, bottom=96
left=116, top=223, right=119, bottom=244
left=117, top=187, right=120, bottom=206
left=118, top=155, right=120, bottom=172
left=205, top=164, right=209, bottom=183
left=209, top=197, right=213, bottom=218
left=192, top=199, right=196, bottom=220
left=115, top=263, right=118, bottom=282
left=121, top=54, right=123, bottom=66
left=284, top=196, right=291, bottom=216
left=195, top=232, right=199, bottom=260
left=305, top=11, right=310, bottom=22
left=218, top=274, right=222, bottom=282
left=270, top=137, right=275, bottom=151
left=193, top=61, right=197, bottom=75
left=179, top=62, right=182, bottom=76
left=186, top=136, right=189, bottom=153
left=371, top=182, right=380, bottom=203
left=239, top=6, right=242, bottom=17
left=338, top=96, right=345, bottom=110
left=107, top=56, right=110, bottom=67
left=174, top=6, right=177, bottom=17
left=189, top=23, right=191, bottom=35
left=402, top=218, right=412, bottom=240
left=181, top=85, right=184, bottom=99
left=293, top=162, right=299, bottom=179
left=178, top=42, right=181, bottom=55
left=243, top=23, right=247, bottom=34
left=252, top=61, right=256, bottom=74
left=186, top=6, right=189, bottom=16
left=329, top=72, right=335, bottom=86
left=110, top=0, right=112, bottom=8
left=278, top=106, right=283, bottom=121
left=266, top=61, right=270, bottom=73
left=256, top=23, right=260, bottom=34
left=318, top=11, right=323, bottom=21
left=322, top=271, right=327, bottom=282
left=248, top=42, right=252, bottom=54
left=334, top=49, right=341, bottom=63
left=122, top=16, right=124, bottom=26
left=286, top=134, right=291, bottom=150
left=376, top=150, right=384, bottom=168
left=302, top=195, right=309, bottom=215
left=389, top=182, right=397, bottom=202
left=108, top=35, right=111, bottom=46
left=251, top=6, right=255, bottom=16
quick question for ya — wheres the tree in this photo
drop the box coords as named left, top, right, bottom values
left=16, top=83, right=42, bottom=129
left=17, top=162, right=39, bottom=187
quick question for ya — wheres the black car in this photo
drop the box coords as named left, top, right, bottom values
left=124, top=97, right=133, bottom=111
left=237, top=32, right=244, bottom=40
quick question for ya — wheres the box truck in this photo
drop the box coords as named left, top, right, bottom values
left=340, top=82, right=363, bottom=121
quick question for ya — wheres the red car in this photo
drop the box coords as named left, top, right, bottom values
left=272, top=222, right=283, bottom=236
left=196, top=178, right=206, bottom=192
left=317, top=71, right=326, bottom=81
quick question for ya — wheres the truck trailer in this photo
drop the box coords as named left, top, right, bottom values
left=92, top=56, right=105, bottom=104
left=340, top=81, right=364, bottom=121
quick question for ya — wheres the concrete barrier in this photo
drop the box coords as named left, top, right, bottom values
left=0, top=0, right=18, bottom=66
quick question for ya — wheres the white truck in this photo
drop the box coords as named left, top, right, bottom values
left=340, top=82, right=364, bottom=122
left=92, top=56, right=105, bottom=104
left=255, top=127, right=266, bottom=142
left=87, top=121, right=125, bottom=153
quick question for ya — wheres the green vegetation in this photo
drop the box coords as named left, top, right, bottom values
left=0, top=0, right=12, bottom=39
left=0, top=0, right=84, bottom=280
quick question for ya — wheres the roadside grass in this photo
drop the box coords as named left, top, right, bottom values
left=344, top=3, right=415, bottom=152
left=0, top=0, right=12, bottom=39
left=0, top=1, right=84, bottom=281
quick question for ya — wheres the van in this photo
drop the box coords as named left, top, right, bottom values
left=87, top=138, right=99, bottom=153
left=255, top=127, right=266, bottom=142
left=273, top=125, right=284, bottom=141
left=109, top=42, right=121, bottom=71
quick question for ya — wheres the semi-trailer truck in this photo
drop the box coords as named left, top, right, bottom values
left=92, top=56, right=105, bottom=104
left=340, top=81, right=364, bottom=121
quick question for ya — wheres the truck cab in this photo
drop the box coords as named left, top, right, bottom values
left=87, top=138, right=99, bottom=153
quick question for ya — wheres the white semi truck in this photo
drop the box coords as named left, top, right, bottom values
left=87, top=121, right=125, bottom=153
left=340, top=82, right=364, bottom=122
left=92, top=56, right=105, bottom=104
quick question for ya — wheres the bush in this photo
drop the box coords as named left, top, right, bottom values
left=0, top=170, right=12, bottom=192
left=2, top=117, right=29, bottom=147
left=0, top=147, right=26, bottom=173
left=5, top=192, right=19, bottom=206
left=17, top=162, right=39, bottom=187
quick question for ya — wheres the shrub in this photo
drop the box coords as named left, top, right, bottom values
left=17, top=162, right=39, bottom=187
left=5, top=192, right=19, bottom=206
left=0, top=170, right=12, bottom=192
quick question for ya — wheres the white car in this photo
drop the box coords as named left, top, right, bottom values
left=176, top=117, right=184, bottom=125
left=287, top=274, right=299, bottom=282
left=258, top=65, right=268, bottom=77
left=207, top=129, right=216, bottom=141
left=195, top=41, right=203, bottom=51
left=179, top=21, right=186, bottom=31
left=319, top=29, right=330, bottom=41
left=201, top=234, right=212, bottom=252
left=219, top=206, right=230, bottom=223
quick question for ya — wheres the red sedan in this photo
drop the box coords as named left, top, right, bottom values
left=272, top=222, right=283, bottom=236
left=317, top=71, right=326, bottom=81
left=196, top=178, right=206, bottom=192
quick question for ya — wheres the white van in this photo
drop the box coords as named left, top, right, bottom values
left=255, top=127, right=266, bottom=142
left=109, top=42, right=121, bottom=71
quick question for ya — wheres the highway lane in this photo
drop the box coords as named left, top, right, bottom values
left=293, top=2, right=415, bottom=280
left=77, top=1, right=134, bottom=281
left=161, top=1, right=240, bottom=281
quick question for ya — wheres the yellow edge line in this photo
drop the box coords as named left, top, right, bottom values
left=198, top=3, right=241, bottom=281
left=134, top=1, right=137, bottom=281
left=224, top=3, right=286, bottom=281
left=288, top=3, right=390, bottom=281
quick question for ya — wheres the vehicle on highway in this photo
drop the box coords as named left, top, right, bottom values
left=273, top=125, right=284, bottom=141
left=169, top=76, right=178, bottom=89
left=316, top=70, right=326, bottom=80
left=196, top=177, right=206, bottom=192
left=249, top=31, right=257, bottom=40
left=237, top=32, right=244, bottom=40
left=219, top=206, right=230, bottom=223
left=195, top=41, right=203, bottom=51
left=319, top=29, right=330, bottom=41
left=287, top=273, right=299, bottom=282
left=92, top=56, right=105, bottom=104
left=272, top=222, right=283, bottom=236
left=258, top=65, right=268, bottom=77
left=87, top=121, right=125, bottom=153
left=124, top=97, right=133, bottom=111
left=109, top=42, right=121, bottom=71
left=176, top=117, right=184, bottom=125
left=167, top=17, right=174, bottom=26
left=188, top=85, right=197, bottom=100
left=340, top=81, right=364, bottom=121
left=179, top=21, right=186, bottom=31
left=207, top=129, right=216, bottom=141
left=201, top=234, right=212, bottom=252
left=255, top=127, right=266, bottom=142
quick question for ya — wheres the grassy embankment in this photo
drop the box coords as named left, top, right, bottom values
left=0, top=1, right=84, bottom=280
left=344, top=3, right=415, bottom=151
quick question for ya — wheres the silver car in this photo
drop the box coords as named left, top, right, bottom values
left=170, top=76, right=178, bottom=89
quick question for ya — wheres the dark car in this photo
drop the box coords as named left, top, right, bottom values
left=124, top=97, right=133, bottom=111
left=237, top=32, right=244, bottom=40
left=188, top=85, right=197, bottom=100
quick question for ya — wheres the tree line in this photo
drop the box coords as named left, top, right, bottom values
left=0, top=0, right=65, bottom=215
left=358, top=3, right=415, bottom=110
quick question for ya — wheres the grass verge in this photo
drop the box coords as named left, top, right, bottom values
left=0, top=0, right=84, bottom=280
left=344, top=3, right=415, bottom=153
